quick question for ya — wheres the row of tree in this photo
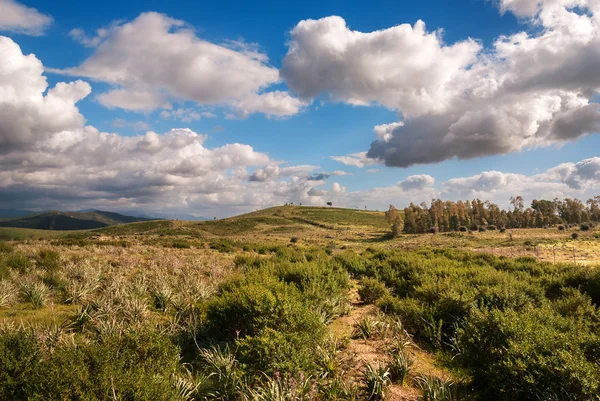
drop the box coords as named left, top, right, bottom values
left=385, top=196, right=600, bottom=235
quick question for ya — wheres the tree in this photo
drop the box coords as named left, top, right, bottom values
left=326, top=202, right=332, bottom=207
left=385, top=205, right=404, bottom=237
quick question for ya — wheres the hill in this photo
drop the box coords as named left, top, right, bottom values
left=0, top=210, right=156, bottom=231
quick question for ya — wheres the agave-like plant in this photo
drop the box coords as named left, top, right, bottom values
left=0, top=279, right=17, bottom=308
left=387, top=349, right=413, bottom=385
left=20, top=279, right=49, bottom=309
left=245, top=373, right=316, bottom=401
left=417, top=375, right=456, bottom=401
left=171, top=363, right=215, bottom=401
left=362, top=363, right=391, bottom=400
left=353, top=316, right=378, bottom=340
left=199, top=345, right=243, bottom=399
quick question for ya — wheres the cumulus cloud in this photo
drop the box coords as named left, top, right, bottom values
left=61, top=12, right=304, bottom=117
left=0, top=35, right=323, bottom=217
left=283, top=3, right=600, bottom=167
left=0, top=0, right=52, bottom=35
left=399, top=175, right=435, bottom=191
left=0, top=36, right=90, bottom=153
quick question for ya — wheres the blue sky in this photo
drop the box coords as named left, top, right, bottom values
left=1, top=0, right=599, bottom=217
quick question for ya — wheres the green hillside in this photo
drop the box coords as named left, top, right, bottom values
left=0, top=210, right=156, bottom=231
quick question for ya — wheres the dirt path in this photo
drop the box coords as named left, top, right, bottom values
left=330, top=281, right=452, bottom=400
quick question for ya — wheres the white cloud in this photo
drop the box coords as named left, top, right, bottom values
left=98, top=89, right=169, bottom=112
left=0, top=36, right=90, bottom=153
left=283, top=3, right=600, bottom=167
left=0, top=0, right=52, bottom=35
left=62, top=12, right=303, bottom=117
left=160, top=108, right=216, bottom=123
left=331, top=182, right=346, bottom=194
left=330, top=152, right=379, bottom=168
left=366, top=169, right=379, bottom=174
left=0, top=35, right=321, bottom=217
left=399, top=174, right=435, bottom=191
left=374, top=122, right=403, bottom=142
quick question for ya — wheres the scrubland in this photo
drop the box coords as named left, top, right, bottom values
left=0, top=206, right=599, bottom=400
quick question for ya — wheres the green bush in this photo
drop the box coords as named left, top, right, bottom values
left=6, top=253, right=33, bottom=274
left=0, top=328, right=182, bottom=401
left=209, top=238, right=236, bottom=253
left=457, top=308, right=600, bottom=400
left=206, top=270, right=326, bottom=374
left=0, top=242, right=13, bottom=254
left=35, top=249, right=61, bottom=273
left=171, top=240, right=192, bottom=249
left=358, top=277, right=389, bottom=304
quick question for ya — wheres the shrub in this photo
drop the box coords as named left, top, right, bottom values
left=290, top=237, right=299, bottom=244
left=171, top=240, right=191, bottom=249
left=206, top=271, right=326, bottom=374
left=0, top=242, right=13, bottom=254
left=580, top=223, right=590, bottom=231
left=487, top=225, right=497, bottom=230
left=35, top=249, right=61, bottom=273
left=558, top=225, right=565, bottom=231
left=478, top=226, right=487, bottom=233
left=358, top=278, right=388, bottom=304
left=6, top=253, right=33, bottom=274
left=429, top=227, right=438, bottom=234
left=457, top=308, right=600, bottom=400
left=499, top=227, right=506, bottom=233
left=572, top=232, right=579, bottom=240
left=209, top=238, right=236, bottom=253
left=458, top=226, right=467, bottom=232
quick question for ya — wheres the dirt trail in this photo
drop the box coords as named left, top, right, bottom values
left=330, top=282, right=451, bottom=400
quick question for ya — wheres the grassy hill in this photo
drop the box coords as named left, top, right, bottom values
left=0, top=210, right=156, bottom=231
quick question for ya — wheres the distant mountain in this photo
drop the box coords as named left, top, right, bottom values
left=0, top=210, right=157, bottom=231
left=0, top=209, right=43, bottom=219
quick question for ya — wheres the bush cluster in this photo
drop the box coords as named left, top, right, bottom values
left=344, top=248, right=600, bottom=400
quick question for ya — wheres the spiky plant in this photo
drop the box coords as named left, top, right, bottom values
left=362, top=363, right=391, bottom=400
left=387, top=349, right=413, bottom=385
left=318, top=376, right=360, bottom=401
left=0, top=279, right=17, bottom=308
left=245, top=374, right=315, bottom=401
left=151, top=282, right=173, bottom=312
left=315, top=340, right=340, bottom=379
left=353, top=316, right=378, bottom=340
left=123, top=296, right=149, bottom=324
left=20, top=279, right=49, bottom=309
left=199, top=345, right=242, bottom=399
left=171, top=364, right=214, bottom=401
left=417, top=375, right=456, bottom=401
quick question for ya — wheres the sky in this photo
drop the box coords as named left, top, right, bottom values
left=0, top=0, right=599, bottom=218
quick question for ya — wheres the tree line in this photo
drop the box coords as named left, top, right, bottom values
left=385, top=196, right=600, bottom=235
